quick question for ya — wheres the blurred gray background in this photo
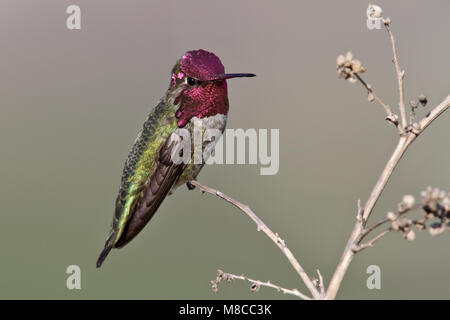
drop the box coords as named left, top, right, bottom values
left=1, top=0, right=450, bottom=299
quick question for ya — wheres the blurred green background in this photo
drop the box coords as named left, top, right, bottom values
left=1, top=0, right=450, bottom=299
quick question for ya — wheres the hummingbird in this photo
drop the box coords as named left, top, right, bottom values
left=96, top=49, right=255, bottom=267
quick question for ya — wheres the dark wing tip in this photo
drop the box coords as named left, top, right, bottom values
left=96, top=245, right=113, bottom=268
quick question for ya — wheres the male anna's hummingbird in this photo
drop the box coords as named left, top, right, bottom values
left=96, top=49, right=255, bottom=267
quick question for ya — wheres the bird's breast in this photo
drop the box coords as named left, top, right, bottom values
left=172, top=113, right=228, bottom=189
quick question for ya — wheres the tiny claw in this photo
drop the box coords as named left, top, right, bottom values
left=186, top=181, right=196, bottom=190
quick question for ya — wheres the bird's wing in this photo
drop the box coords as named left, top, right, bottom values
left=113, top=133, right=186, bottom=248
left=96, top=101, right=186, bottom=267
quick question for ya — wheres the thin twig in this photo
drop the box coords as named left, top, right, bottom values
left=354, top=73, right=396, bottom=121
left=189, top=180, right=320, bottom=299
left=359, top=217, right=388, bottom=242
left=316, top=269, right=325, bottom=294
left=353, top=229, right=392, bottom=253
left=358, top=203, right=421, bottom=243
left=384, top=18, right=407, bottom=130
left=212, top=270, right=311, bottom=300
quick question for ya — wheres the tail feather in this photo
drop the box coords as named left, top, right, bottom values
left=96, top=245, right=113, bottom=268
left=96, top=233, right=117, bottom=268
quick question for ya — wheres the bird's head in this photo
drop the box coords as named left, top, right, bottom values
left=167, top=49, right=255, bottom=127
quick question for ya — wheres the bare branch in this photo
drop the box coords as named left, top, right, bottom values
left=325, top=93, right=450, bottom=300
left=211, top=269, right=311, bottom=300
left=189, top=180, right=320, bottom=299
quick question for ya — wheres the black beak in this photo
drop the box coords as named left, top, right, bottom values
left=215, top=73, right=256, bottom=80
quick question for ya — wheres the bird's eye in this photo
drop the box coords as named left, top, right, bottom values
left=187, top=77, right=196, bottom=86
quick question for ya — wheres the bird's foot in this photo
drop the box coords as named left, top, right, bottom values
left=186, top=181, right=196, bottom=190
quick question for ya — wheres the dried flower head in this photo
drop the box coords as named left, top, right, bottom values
left=421, top=187, right=450, bottom=217
left=336, top=52, right=365, bottom=83
left=413, top=187, right=450, bottom=237
left=367, top=4, right=383, bottom=19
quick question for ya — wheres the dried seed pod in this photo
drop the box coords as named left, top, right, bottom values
left=250, top=283, right=260, bottom=292
left=431, top=187, right=440, bottom=200
left=404, top=230, right=416, bottom=241
left=442, top=198, right=450, bottom=211
left=418, top=94, right=427, bottom=106
left=391, top=220, right=399, bottom=231
left=402, top=195, right=415, bottom=209
left=347, top=77, right=357, bottom=84
left=385, top=114, right=399, bottom=125
left=346, top=51, right=353, bottom=61
left=429, top=223, right=445, bottom=236
left=336, top=55, right=346, bottom=67
left=387, top=211, right=397, bottom=221
left=409, top=100, right=419, bottom=109
left=352, top=60, right=364, bottom=73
